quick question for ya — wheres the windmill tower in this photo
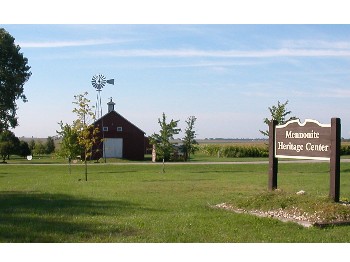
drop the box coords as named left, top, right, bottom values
left=91, top=74, right=114, bottom=119
left=91, top=74, right=115, bottom=162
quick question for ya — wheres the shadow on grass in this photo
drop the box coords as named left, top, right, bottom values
left=96, top=171, right=138, bottom=174
left=142, top=178, right=217, bottom=182
left=0, top=191, right=158, bottom=243
left=189, top=170, right=257, bottom=174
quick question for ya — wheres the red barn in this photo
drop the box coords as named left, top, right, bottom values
left=90, top=98, right=148, bottom=161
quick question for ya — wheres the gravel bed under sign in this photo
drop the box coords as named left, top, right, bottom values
left=214, top=202, right=350, bottom=228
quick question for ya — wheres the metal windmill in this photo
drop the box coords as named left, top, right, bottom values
left=91, top=74, right=114, bottom=119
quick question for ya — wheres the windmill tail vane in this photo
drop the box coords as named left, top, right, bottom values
left=107, top=79, right=114, bottom=85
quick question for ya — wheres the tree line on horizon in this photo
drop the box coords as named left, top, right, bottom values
left=0, top=132, right=56, bottom=163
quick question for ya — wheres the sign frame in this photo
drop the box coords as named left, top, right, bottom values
left=268, top=118, right=341, bottom=202
left=275, top=119, right=331, bottom=161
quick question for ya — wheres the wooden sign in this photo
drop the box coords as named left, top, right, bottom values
left=275, top=119, right=331, bottom=160
left=269, top=118, right=341, bottom=202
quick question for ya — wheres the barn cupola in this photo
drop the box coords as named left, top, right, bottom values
left=107, top=97, right=115, bottom=113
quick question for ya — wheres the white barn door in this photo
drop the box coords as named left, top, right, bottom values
left=103, top=138, right=123, bottom=158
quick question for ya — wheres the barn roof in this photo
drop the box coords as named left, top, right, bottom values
left=94, top=110, right=146, bottom=135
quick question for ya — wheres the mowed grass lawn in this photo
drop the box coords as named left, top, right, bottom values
left=1, top=162, right=350, bottom=243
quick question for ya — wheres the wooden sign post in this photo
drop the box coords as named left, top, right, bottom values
left=269, top=118, right=341, bottom=202
left=330, top=118, right=341, bottom=202
left=268, top=120, right=278, bottom=191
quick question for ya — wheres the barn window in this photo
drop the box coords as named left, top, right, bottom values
left=103, top=126, right=108, bottom=131
left=117, top=127, right=123, bottom=132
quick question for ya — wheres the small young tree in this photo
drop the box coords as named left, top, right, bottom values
left=56, top=121, right=81, bottom=174
left=28, top=139, right=35, bottom=152
left=260, top=100, right=297, bottom=137
left=149, top=112, right=181, bottom=172
left=33, top=140, right=46, bottom=157
left=72, top=92, right=100, bottom=181
left=181, top=116, right=199, bottom=161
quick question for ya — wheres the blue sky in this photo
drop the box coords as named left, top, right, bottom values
left=3, top=23, right=350, bottom=139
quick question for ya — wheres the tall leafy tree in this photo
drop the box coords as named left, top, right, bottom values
left=0, top=130, right=20, bottom=162
left=45, top=136, right=56, bottom=154
left=0, top=141, right=12, bottom=163
left=17, top=140, right=31, bottom=158
left=149, top=112, right=181, bottom=172
left=0, top=28, right=31, bottom=132
left=260, top=100, right=297, bottom=137
left=181, top=116, right=198, bottom=161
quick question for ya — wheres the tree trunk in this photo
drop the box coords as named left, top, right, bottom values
left=84, top=151, right=88, bottom=181
left=68, top=157, right=71, bottom=175
left=85, top=160, right=88, bottom=181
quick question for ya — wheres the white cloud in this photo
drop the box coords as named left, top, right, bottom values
left=319, top=88, right=350, bottom=98
left=282, top=40, right=350, bottom=50
left=91, top=48, right=350, bottom=58
left=18, top=39, right=126, bottom=48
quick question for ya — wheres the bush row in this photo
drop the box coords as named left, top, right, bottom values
left=199, top=144, right=350, bottom=158
left=341, top=145, right=350, bottom=155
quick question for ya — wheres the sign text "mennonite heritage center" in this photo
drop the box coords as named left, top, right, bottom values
left=275, top=119, right=331, bottom=160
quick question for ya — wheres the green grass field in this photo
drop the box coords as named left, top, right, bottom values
left=1, top=161, right=350, bottom=243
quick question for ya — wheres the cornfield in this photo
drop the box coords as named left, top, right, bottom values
left=199, top=143, right=350, bottom=158
left=199, top=144, right=269, bottom=158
